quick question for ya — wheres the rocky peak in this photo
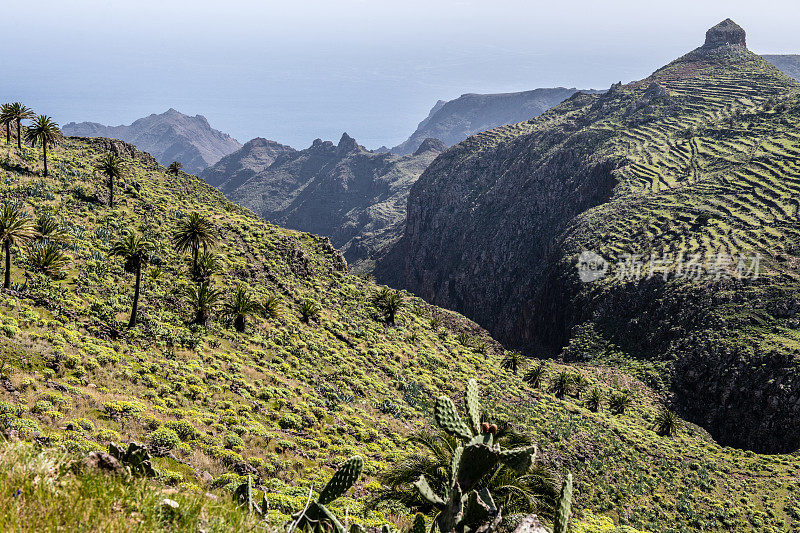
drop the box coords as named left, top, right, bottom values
left=704, top=18, right=746, bottom=48
left=337, top=132, right=361, bottom=155
left=413, top=138, right=447, bottom=156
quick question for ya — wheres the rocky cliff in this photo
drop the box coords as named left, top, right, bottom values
left=381, top=19, right=800, bottom=452
left=390, top=88, right=594, bottom=155
left=201, top=134, right=445, bottom=271
left=63, top=108, right=242, bottom=174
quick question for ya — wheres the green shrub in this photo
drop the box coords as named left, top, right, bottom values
left=278, top=413, right=302, bottom=430
left=164, top=420, right=199, bottom=441
left=149, top=427, right=180, bottom=450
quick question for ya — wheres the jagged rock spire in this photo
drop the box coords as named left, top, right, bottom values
left=704, top=18, right=746, bottom=48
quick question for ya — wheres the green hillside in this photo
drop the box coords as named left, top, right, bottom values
left=0, top=132, right=798, bottom=532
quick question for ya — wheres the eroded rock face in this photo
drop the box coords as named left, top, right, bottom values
left=704, top=18, right=746, bottom=48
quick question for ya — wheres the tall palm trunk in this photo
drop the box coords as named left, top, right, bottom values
left=192, top=245, right=199, bottom=277
left=129, top=265, right=141, bottom=327
left=3, top=241, right=10, bottom=289
left=234, top=314, right=245, bottom=332
left=109, top=176, right=114, bottom=207
left=4, top=124, right=9, bottom=144
left=42, top=142, right=48, bottom=177
left=16, top=120, right=21, bottom=150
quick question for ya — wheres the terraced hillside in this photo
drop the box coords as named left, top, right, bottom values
left=2, top=134, right=800, bottom=531
left=381, top=20, right=800, bottom=453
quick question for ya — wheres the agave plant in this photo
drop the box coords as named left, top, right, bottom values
left=27, top=241, right=68, bottom=278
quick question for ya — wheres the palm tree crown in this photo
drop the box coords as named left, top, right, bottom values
left=184, top=281, right=221, bottom=326
left=167, top=161, right=183, bottom=175
left=172, top=212, right=216, bottom=276
left=96, top=153, right=125, bottom=207
left=7, top=102, right=35, bottom=150
left=25, top=115, right=60, bottom=176
left=0, top=203, right=34, bottom=289
left=223, top=284, right=259, bottom=332
left=0, top=104, right=14, bottom=144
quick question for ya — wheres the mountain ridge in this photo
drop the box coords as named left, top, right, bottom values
left=62, top=108, right=242, bottom=174
left=379, top=19, right=800, bottom=452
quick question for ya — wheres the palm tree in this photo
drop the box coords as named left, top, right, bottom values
left=372, top=287, right=404, bottom=324
left=25, top=115, right=60, bottom=177
left=609, top=391, right=632, bottom=415
left=33, top=214, right=68, bottom=242
left=184, top=282, right=220, bottom=326
left=223, top=284, right=258, bottom=332
left=167, top=161, right=183, bottom=175
left=261, top=294, right=282, bottom=319
left=0, top=204, right=34, bottom=289
left=27, top=241, right=68, bottom=278
left=110, top=232, right=151, bottom=327
left=585, top=387, right=602, bottom=412
left=375, top=429, right=558, bottom=521
left=188, top=250, right=220, bottom=282
left=299, top=299, right=321, bottom=323
left=7, top=103, right=35, bottom=150
left=523, top=363, right=547, bottom=389
left=0, top=104, right=14, bottom=144
left=95, top=153, right=125, bottom=207
left=501, top=350, right=523, bottom=375
left=172, top=212, right=216, bottom=276
left=654, top=409, right=680, bottom=436
left=550, top=370, right=573, bottom=399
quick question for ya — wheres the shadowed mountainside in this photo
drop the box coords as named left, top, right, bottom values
left=380, top=19, right=800, bottom=453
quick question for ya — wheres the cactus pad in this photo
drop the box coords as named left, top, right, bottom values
left=553, top=472, right=573, bottom=533
left=414, top=475, right=445, bottom=506
left=318, top=455, right=363, bottom=504
left=465, top=378, right=481, bottom=432
left=456, top=444, right=499, bottom=491
left=498, top=445, right=537, bottom=473
left=435, top=396, right=472, bottom=440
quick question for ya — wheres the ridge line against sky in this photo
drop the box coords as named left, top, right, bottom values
left=1, top=0, right=799, bottom=149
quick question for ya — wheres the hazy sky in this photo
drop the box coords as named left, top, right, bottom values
left=2, top=1, right=799, bottom=149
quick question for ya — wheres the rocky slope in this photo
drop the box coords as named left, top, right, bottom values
left=201, top=134, right=446, bottom=271
left=764, top=54, right=800, bottom=81
left=6, top=134, right=798, bottom=530
left=63, top=108, right=241, bottom=174
left=390, top=88, right=593, bottom=155
left=381, top=19, right=800, bottom=453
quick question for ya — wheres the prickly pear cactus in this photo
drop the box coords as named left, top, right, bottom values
left=318, top=455, right=363, bottom=505
left=553, top=472, right=573, bottom=533
left=498, top=444, right=537, bottom=473
left=465, top=378, right=481, bottom=432
left=435, top=396, right=473, bottom=440
left=108, top=442, right=156, bottom=477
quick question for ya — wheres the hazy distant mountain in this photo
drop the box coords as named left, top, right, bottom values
left=763, top=55, right=800, bottom=81
left=63, top=109, right=241, bottom=174
left=390, top=88, right=600, bottom=155
left=201, top=133, right=445, bottom=270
